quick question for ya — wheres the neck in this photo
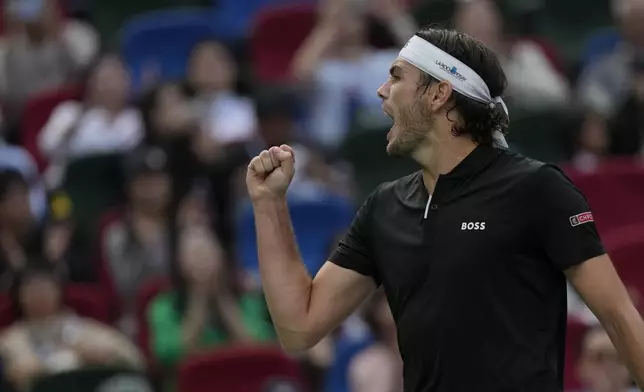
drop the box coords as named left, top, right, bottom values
left=412, top=135, right=477, bottom=194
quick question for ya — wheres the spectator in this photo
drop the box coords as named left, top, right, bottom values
left=347, top=290, right=402, bottom=392
left=453, top=0, right=570, bottom=111
left=607, top=52, right=644, bottom=156
left=575, top=0, right=644, bottom=161
left=0, top=0, right=97, bottom=126
left=148, top=225, right=274, bottom=371
left=292, top=0, right=417, bottom=149
left=139, top=80, right=249, bottom=251
left=576, top=326, right=638, bottom=392
left=243, top=88, right=354, bottom=201
left=0, top=170, right=39, bottom=291
left=0, top=109, right=47, bottom=221
left=0, top=265, right=143, bottom=391
left=38, top=53, right=142, bottom=188
left=139, top=82, right=203, bottom=207
left=185, top=40, right=257, bottom=146
left=98, top=146, right=172, bottom=338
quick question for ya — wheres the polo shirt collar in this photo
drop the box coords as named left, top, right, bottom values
left=440, top=144, right=503, bottom=180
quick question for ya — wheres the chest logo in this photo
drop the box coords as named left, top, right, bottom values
left=461, top=222, right=486, bottom=231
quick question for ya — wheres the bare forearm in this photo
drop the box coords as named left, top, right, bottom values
left=253, top=198, right=313, bottom=348
left=181, top=292, right=208, bottom=350
left=291, top=26, right=336, bottom=81
left=602, top=304, right=644, bottom=388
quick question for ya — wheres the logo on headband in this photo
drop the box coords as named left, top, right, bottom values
left=435, top=61, right=467, bottom=82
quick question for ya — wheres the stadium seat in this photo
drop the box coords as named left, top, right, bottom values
left=120, top=9, right=215, bottom=91
left=20, top=84, right=83, bottom=172
left=580, top=28, right=621, bottom=68
left=0, top=293, right=14, bottom=329
left=0, top=284, right=110, bottom=328
left=178, top=346, right=303, bottom=392
left=136, top=276, right=171, bottom=362
left=64, top=284, right=111, bottom=323
left=606, top=227, right=644, bottom=304
left=212, top=0, right=315, bottom=40
left=323, top=334, right=374, bottom=392
left=30, top=367, right=152, bottom=392
left=249, top=4, right=316, bottom=83
left=565, top=159, right=644, bottom=234
left=236, top=194, right=354, bottom=277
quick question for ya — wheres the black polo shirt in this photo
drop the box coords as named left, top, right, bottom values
left=329, top=145, right=605, bottom=392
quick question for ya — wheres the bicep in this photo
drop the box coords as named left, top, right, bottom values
left=306, top=261, right=377, bottom=343
left=566, top=254, right=636, bottom=322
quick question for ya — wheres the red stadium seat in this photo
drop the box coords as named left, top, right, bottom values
left=64, top=284, right=111, bottom=323
left=0, top=293, right=14, bottom=329
left=250, top=5, right=316, bottom=83
left=21, top=84, right=83, bottom=171
left=135, top=276, right=171, bottom=362
left=565, top=160, right=644, bottom=234
left=606, top=228, right=644, bottom=306
left=178, top=346, right=304, bottom=392
left=564, top=317, right=587, bottom=390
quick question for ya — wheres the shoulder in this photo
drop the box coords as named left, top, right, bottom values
left=487, top=150, right=549, bottom=186
left=372, top=171, right=423, bottom=203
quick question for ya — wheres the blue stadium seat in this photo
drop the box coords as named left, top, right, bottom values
left=236, top=194, right=355, bottom=278
left=212, top=0, right=316, bottom=39
left=120, top=9, right=215, bottom=91
left=324, top=335, right=374, bottom=392
left=580, top=28, right=621, bottom=68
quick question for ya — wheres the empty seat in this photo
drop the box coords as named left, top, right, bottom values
left=249, top=5, right=316, bottom=83
left=236, top=194, right=354, bottom=277
left=178, top=346, right=303, bottom=392
left=120, top=9, right=214, bottom=91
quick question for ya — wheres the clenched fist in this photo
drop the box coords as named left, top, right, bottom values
left=246, top=145, right=295, bottom=202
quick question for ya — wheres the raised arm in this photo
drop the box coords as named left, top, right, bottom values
left=247, top=145, right=377, bottom=351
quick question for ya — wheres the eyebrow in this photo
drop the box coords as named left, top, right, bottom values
left=389, top=65, right=403, bottom=77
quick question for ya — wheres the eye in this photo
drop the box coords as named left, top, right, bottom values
left=389, top=75, right=401, bottom=82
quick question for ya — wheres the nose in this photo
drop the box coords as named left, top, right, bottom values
left=377, top=79, right=390, bottom=100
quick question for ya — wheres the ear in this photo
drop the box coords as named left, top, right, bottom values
left=428, top=81, right=454, bottom=112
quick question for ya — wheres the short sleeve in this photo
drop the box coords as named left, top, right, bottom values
left=329, top=191, right=380, bottom=286
left=531, top=165, right=606, bottom=270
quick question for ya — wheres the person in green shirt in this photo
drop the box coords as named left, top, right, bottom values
left=147, top=225, right=275, bottom=370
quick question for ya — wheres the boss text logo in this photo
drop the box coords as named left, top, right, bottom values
left=461, top=222, right=486, bottom=230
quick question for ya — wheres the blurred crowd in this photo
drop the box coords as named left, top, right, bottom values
left=0, top=0, right=642, bottom=391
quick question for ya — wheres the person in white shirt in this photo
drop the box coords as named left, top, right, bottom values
left=185, top=40, right=257, bottom=146
left=38, top=53, right=143, bottom=162
left=453, top=0, right=570, bottom=111
left=292, top=0, right=417, bottom=150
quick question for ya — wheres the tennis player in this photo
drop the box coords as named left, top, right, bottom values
left=246, top=27, right=644, bottom=391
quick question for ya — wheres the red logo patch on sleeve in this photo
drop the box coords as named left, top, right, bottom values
left=569, top=212, right=594, bottom=227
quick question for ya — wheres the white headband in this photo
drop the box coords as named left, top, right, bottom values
left=399, top=35, right=509, bottom=148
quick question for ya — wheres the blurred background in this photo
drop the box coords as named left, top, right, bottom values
left=0, top=0, right=641, bottom=390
